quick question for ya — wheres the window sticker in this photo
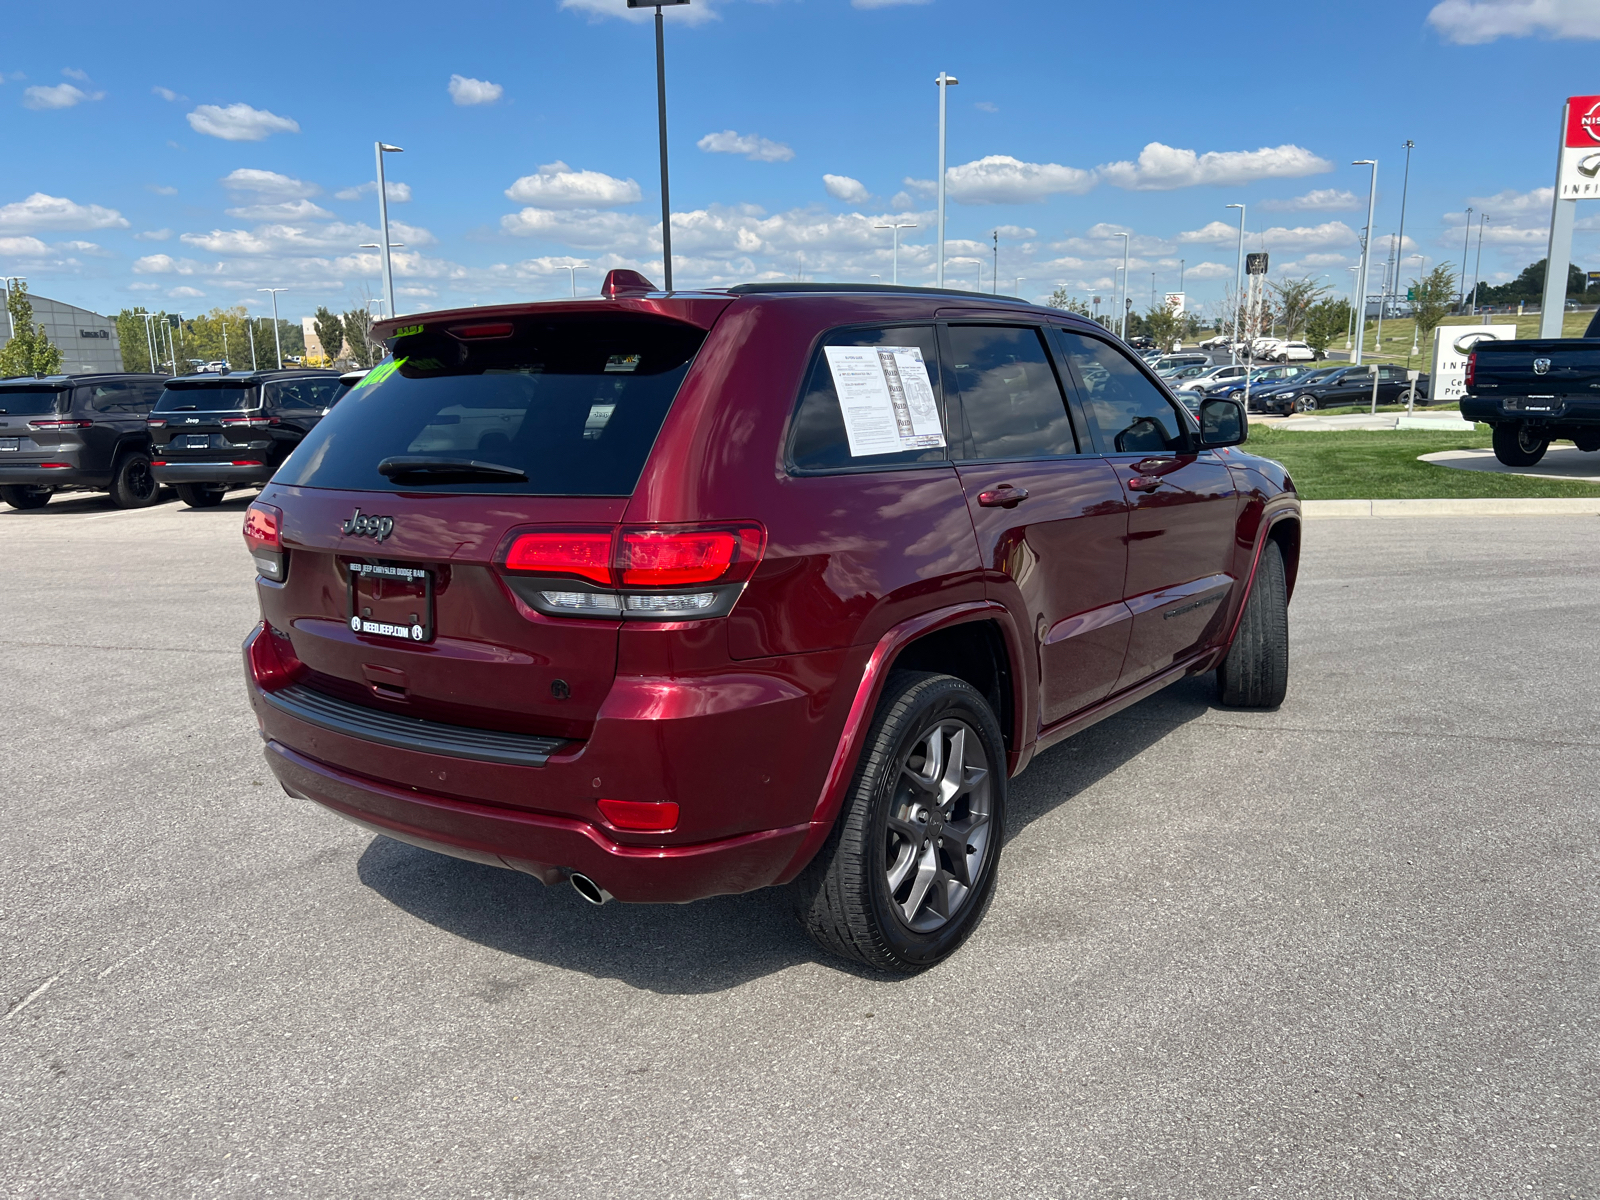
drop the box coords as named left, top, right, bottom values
left=824, top=346, right=945, bottom=457
left=394, top=324, right=424, bottom=338
left=354, top=357, right=407, bottom=389
left=604, top=354, right=641, bottom=373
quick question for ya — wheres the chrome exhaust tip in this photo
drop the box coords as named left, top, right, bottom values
left=569, top=873, right=613, bottom=905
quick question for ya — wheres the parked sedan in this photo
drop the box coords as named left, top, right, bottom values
left=1182, top=364, right=1250, bottom=394
left=1211, top=364, right=1317, bottom=405
left=1255, top=365, right=1429, bottom=414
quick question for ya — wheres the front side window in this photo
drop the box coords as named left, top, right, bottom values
left=946, top=325, right=1076, bottom=459
left=275, top=316, right=706, bottom=496
left=1056, top=330, right=1189, bottom=455
left=789, top=325, right=947, bottom=472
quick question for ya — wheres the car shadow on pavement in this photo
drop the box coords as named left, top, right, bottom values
left=355, top=671, right=1222, bottom=993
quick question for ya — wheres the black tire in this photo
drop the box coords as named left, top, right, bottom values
left=1492, top=423, right=1548, bottom=467
left=1291, top=395, right=1318, bottom=413
left=1218, top=540, right=1289, bottom=709
left=175, top=483, right=227, bottom=508
left=1573, top=430, right=1600, bottom=453
left=793, top=671, right=1006, bottom=974
left=108, top=450, right=160, bottom=508
left=0, top=485, right=52, bottom=510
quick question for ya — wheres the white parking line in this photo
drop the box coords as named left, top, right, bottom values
left=2, top=973, right=60, bottom=1025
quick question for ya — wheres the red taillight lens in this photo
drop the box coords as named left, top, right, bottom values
left=39, top=462, right=71, bottom=469
left=147, top=418, right=167, bottom=428
left=222, top=416, right=274, bottom=427
left=28, top=419, right=93, bottom=429
left=247, top=621, right=304, bottom=691
left=619, top=525, right=765, bottom=587
left=244, top=501, right=285, bottom=581
left=448, top=321, right=515, bottom=339
left=230, top=460, right=264, bottom=467
left=1465, top=351, right=1476, bottom=389
left=597, top=798, right=680, bottom=833
left=503, top=530, right=614, bottom=585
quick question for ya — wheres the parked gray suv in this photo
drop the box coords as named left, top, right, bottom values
left=0, top=373, right=168, bottom=509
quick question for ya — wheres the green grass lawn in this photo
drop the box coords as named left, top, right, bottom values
left=1243, top=426, right=1600, bottom=500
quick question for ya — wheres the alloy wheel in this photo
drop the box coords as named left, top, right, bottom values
left=884, top=719, right=993, bottom=933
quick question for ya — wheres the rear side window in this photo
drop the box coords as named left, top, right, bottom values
left=947, top=325, right=1077, bottom=459
left=266, top=378, right=343, bottom=411
left=155, top=385, right=259, bottom=413
left=1055, top=331, right=1189, bottom=455
left=275, top=316, right=706, bottom=496
left=789, top=325, right=947, bottom=472
left=0, top=387, right=67, bottom=416
left=83, top=383, right=142, bottom=414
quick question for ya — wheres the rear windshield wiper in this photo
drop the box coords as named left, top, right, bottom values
left=377, top=455, right=528, bottom=482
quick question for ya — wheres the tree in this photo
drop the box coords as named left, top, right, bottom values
left=1410, top=263, right=1457, bottom=342
left=1142, top=296, right=1182, bottom=350
left=1303, top=298, right=1351, bottom=353
left=1268, top=275, right=1329, bottom=339
left=1045, top=288, right=1091, bottom=318
left=0, top=282, right=64, bottom=378
left=312, top=306, right=345, bottom=364
left=342, top=308, right=375, bottom=366
left=1474, top=257, right=1588, bottom=305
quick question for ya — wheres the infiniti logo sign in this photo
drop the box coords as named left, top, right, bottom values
left=341, top=508, right=394, bottom=541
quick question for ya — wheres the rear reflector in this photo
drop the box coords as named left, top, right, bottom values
left=504, top=530, right=614, bottom=585
left=247, top=621, right=304, bottom=691
left=39, top=463, right=71, bottom=469
left=597, top=798, right=679, bottom=833
left=231, top=460, right=264, bottom=467
left=1465, top=351, right=1475, bottom=389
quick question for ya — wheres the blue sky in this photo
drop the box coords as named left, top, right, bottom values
left=1, top=0, right=1596, bottom=326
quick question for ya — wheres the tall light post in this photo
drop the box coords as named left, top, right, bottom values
left=1226, top=203, right=1245, bottom=363
left=1015, top=276, right=1025, bottom=298
left=1471, top=214, right=1488, bottom=315
left=563, top=262, right=590, bottom=297
left=139, top=311, right=158, bottom=373
left=1352, top=159, right=1378, bottom=365
left=258, top=288, right=287, bottom=369
left=628, top=0, right=689, bottom=290
left=1345, top=265, right=1360, bottom=351
left=1457, top=206, right=1474, bottom=311
left=1408, top=255, right=1427, bottom=358
left=935, top=71, right=959, bottom=287
left=0, top=276, right=21, bottom=339
left=1382, top=139, right=1415, bottom=350
left=1179, top=258, right=1185, bottom=296
left=875, top=221, right=917, bottom=285
left=374, top=142, right=404, bottom=317
left=1115, top=231, right=1130, bottom=339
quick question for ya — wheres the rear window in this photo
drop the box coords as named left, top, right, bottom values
left=274, top=316, right=707, bottom=496
left=154, top=384, right=259, bottom=413
left=0, top=386, right=67, bottom=416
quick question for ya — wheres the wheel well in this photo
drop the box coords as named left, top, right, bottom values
left=890, top=621, right=1015, bottom=754
left=1267, top=518, right=1300, bottom=601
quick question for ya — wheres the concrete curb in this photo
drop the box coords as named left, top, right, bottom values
left=1305, top=497, right=1600, bottom=519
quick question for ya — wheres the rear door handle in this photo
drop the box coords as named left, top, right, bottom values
left=977, top=484, right=1029, bottom=508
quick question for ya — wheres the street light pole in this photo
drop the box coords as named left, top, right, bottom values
left=627, top=0, right=689, bottom=289
left=1458, top=207, right=1474, bottom=311
left=1352, top=159, right=1378, bottom=366
left=374, top=142, right=404, bottom=317
left=1409, top=255, right=1426, bottom=358
left=935, top=71, right=958, bottom=287
left=0, top=277, right=21, bottom=339
left=1346, top=265, right=1359, bottom=350
left=564, top=263, right=590, bottom=297
left=1015, top=276, right=1025, bottom=298
left=1226, top=203, right=1245, bottom=363
left=1471, top=214, right=1488, bottom=315
left=258, top=289, right=286, bottom=369
left=992, top=229, right=999, bottom=295
left=874, top=222, right=917, bottom=285
left=1116, top=232, right=1130, bottom=339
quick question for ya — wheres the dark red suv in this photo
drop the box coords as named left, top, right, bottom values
left=243, top=275, right=1299, bottom=972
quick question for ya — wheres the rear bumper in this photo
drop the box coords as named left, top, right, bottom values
left=152, top=460, right=272, bottom=485
left=265, top=739, right=809, bottom=903
left=1461, top=395, right=1600, bottom=424
left=0, top=462, right=105, bottom=487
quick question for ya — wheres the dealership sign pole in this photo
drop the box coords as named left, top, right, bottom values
left=1540, top=95, right=1600, bottom=338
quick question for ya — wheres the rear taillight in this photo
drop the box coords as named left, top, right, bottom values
left=247, top=621, right=304, bottom=691
left=147, top=418, right=167, bottom=428
left=243, top=500, right=286, bottom=582
left=27, top=419, right=93, bottom=429
left=498, top=523, right=766, bottom=621
left=222, top=416, right=275, bottom=427
left=1465, top=351, right=1476, bottom=389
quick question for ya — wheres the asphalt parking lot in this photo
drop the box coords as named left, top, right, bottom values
left=2, top=493, right=1596, bottom=1199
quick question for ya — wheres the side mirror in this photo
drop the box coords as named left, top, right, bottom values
left=1198, top=397, right=1247, bottom=448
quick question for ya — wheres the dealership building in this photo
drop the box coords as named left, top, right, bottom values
left=0, top=292, right=122, bottom=374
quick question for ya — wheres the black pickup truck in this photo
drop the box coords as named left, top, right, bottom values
left=1462, top=310, right=1600, bottom=465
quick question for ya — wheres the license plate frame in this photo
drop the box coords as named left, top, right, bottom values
left=0, top=438, right=18, bottom=452
left=346, top=562, right=434, bottom=643
left=185, top=434, right=210, bottom=449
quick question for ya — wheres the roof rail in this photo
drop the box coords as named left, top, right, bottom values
left=725, top=282, right=1037, bottom=304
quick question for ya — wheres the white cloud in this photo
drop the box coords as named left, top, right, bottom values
left=225, top=199, right=336, bottom=220
left=134, top=229, right=173, bottom=241
left=168, top=286, right=206, bottom=299
left=448, top=74, right=503, bottom=106
left=505, top=162, right=641, bottom=208
left=890, top=191, right=916, bottom=211
left=179, top=220, right=436, bottom=256
left=0, top=236, right=52, bottom=257
left=501, top=207, right=650, bottom=248
left=1258, top=222, right=1360, bottom=251
left=23, top=83, right=102, bottom=110
left=560, top=0, right=722, bottom=24
left=902, top=177, right=936, bottom=197
left=1260, top=188, right=1361, bottom=212
left=133, top=254, right=211, bottom=275
left=698, top=130, right=795, bottom=163
left=220, top=168, right=320, bottom=199
left=974, top=101, right=999, bottom=113
left=945, top=155, right=1096, bottom=204
left=1177, top=221, right=1243, bottom=245
left=994, top=224, right=1037, bottom=239
left=333, top=180, right=412, bottom=203
left=823, top=174, right=872, bottom=204
left=57, top=240, right=109, bottom=256
left=126, top=283, right=161, bottom=292
left=1098, top=142, right=1331, bottom=190
left=147, top=184, right=178, bottom=196
left=152, top=86, right=185, bottom=102
left=186, top=103, right=299, bottom=142
left=1183, top=261, right=1235, bottom=280
left=1427, top=0, right=1600, bottom=43
left=1463, top=186, right=1553, bottom=217
left=0, top=193, right=128, bottom=233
